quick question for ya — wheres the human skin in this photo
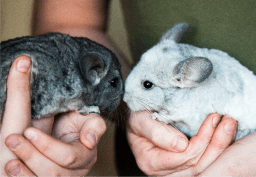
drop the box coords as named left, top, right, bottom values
left=4, top=0, right=256, bottom=176
left=127, top=111, right=238, bottom=176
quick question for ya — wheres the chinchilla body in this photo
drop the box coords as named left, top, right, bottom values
left=124, top=23, right=256, bottom=140
left=1, top=33, right=123, bottom=120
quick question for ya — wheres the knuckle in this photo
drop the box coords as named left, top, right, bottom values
left=211, top=141, right=226, bottom=150
left=193, top=131, right=213, bottom=148
left=39, top=139, right=54, bottom=154
left=186, top=159, right=197, bottom=167
left=185, top=156, right=200, bottom=167
left=136, top=154, right=158, bottom=176
left=62, top=150, right=77, bottom=167
left=22, top=149, right=34, bottom=162
left=198, top=133, right=213, bottom=144
left=137, top=160, right=156, bottom=176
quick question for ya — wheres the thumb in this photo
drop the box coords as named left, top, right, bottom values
left=80, top=113, right=107, bottom=150
left=1, top=56, right=32, bottom=176
left=127, top=111, right=188, bottom=152
left=2, top=55, right=32, bottom=137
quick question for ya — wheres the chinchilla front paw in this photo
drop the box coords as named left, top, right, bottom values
left=78, top=105, right=100, bottom=115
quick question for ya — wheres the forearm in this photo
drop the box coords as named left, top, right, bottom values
left=33, top=0, right=131, bottom=78
left=33, top=0, right=108, bottom=34
left=199, top=131, right=256, bottom=176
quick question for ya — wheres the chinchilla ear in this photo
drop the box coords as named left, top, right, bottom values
left=172, top=57, right=213, bottom=87
left=79, top=54, right=107, bottom=85
left=160, top=23, right=189, bottom=43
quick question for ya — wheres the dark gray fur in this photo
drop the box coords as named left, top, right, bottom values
left=0, top=33, right=123, bottom=120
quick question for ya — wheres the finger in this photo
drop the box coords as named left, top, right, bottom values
left=127, top=111, right=188, bottom=152
left=178, top=114, right=221, bottom=167
left=192, top=115, right=237, bottom=175
left=126, top=114, right=221, bottom=176
left=2, top=56, right=32, bottom=134
left=24, top=127, right=97, bottom=168
left=1, top=56, right=32, bottom=175
left=52, top=112, right=106, bottom=149
left=5, top=134, right=60, bottom=175
left=1, top=55, right=32, bottom=137
left=5, top=134, right=90, bottom=176
left=5, top=159, right=36, bottom=176
left=80, top=113, right=107, bottom=150
left=142, top=113, right=221, bottom=174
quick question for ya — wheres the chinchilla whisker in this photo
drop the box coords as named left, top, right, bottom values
left=134, top=97, right=180, bottom=132
left=130, top=97, right=180, bottom=135
left=134, top=97, right=155, bottom=114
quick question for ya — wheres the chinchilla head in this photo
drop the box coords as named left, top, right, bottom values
left=124, top=23, right=213, bottom=113
left=79, top=41, right=123, bottom=113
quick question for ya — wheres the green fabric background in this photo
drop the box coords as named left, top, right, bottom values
left=121, top=0, right=256, bottom=73
left=116, top=2, right=256, bottom=175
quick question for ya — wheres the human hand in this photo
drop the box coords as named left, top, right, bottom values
left=1, top=56, right=106, bottom=176
left=5, top=112, right=106, bottom=176
left=127, top=111, right=237, bottom=176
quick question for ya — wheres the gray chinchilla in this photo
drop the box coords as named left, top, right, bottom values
left=0, top=33, right=123, bottom=120
left=124, top=23, right=256, bottom=140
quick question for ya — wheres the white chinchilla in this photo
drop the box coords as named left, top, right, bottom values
left=123, top=23, right=256, bottom=140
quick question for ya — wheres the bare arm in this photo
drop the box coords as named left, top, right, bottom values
left=33, top=0, right=131, bottom=78
left=33, top=0, right=109, bottom=39
left=199, top=131, right=256, bottom=176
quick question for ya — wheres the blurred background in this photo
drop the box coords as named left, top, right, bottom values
left=1, top=0, right=132, bottom=175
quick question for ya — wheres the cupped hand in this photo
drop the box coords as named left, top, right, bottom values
left=5, top=112, right=106, bottom=176
left=1, top=56, right=106, bottom=176
left=127, top=111, right=237, bottom=176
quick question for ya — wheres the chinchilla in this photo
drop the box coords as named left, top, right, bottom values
left=0, top=33, right=123, bottom=120
left=124, top=23, right=256, bottom=140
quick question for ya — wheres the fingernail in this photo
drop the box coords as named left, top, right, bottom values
left=213, top=116, right=220, bottom=127
left=6, top=136, right=21, bottom=150
left=16, top=58, right=31, bottom=72
left=24, top=129, right=37, bottom=142
left=224, top=122, right=236, bottom=134
left=7, top=164, right=21, bottom=176
left=173, top=137, right=187, bottom=151
left=86, top=131, right=97, bottom=148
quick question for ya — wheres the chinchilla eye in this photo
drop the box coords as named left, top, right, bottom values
left=110, top=78, right=119, bottom=88
left=143, top=81, right=154, bottom=89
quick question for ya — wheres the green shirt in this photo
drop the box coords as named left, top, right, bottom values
left=121, top=0, right=256, bottom=73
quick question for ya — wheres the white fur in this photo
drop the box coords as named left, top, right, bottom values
left=124, top=24, right=256, bottom=140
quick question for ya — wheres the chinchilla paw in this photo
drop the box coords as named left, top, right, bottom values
left=78, top=105, right=100, bottom=115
